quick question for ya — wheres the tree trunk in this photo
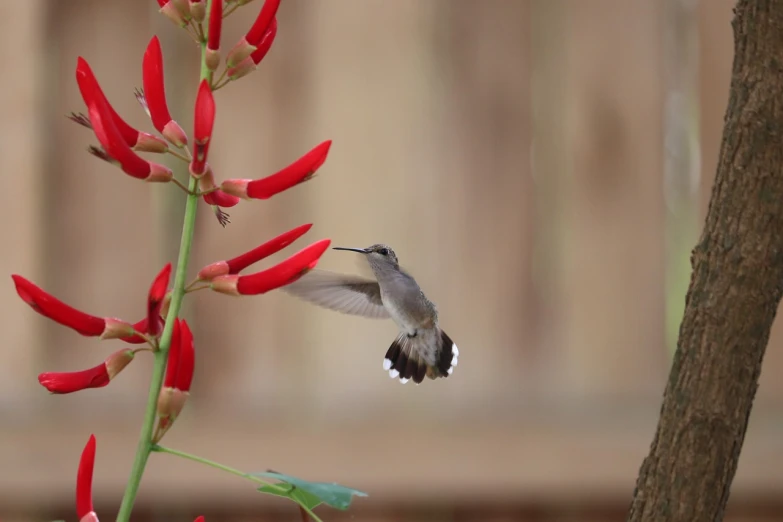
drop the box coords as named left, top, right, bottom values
left=627, top=1, right=783, bottom=521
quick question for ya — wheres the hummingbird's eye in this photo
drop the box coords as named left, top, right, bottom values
left=378, top=248, right=389, bottom=256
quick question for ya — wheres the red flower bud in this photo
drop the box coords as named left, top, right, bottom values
left=155, top=319, right=195, bottom=441
left=77, top=434, right=97, bottom=521
left=12, top=275, right=135, bottom=339
left=211, top=239, right=331, bottom=296
left=226, top=19, right=277, bottom=81
left=171, top=0, right=192, bottom=21
left=75, top=58, right=168, bottom=153
left=221, top=140, right=332, bottom=200
left=226, top=0, right=280, bottom=67
left=205, top=0, right=223, bottom=71
left=164, top=318, right=183, bottom=386
left=177, top=320, right=195, bottom=392
left=143, top=36, right=188, bottom=147
left=197, top=223, right=313, bottom=280
left=38, top=349, right=135, bottom=394
left=158, top=0, right=188, bottom=27
left=191, top=80, right=215, bottom=175
left=162, top=318, right=195, bottom=391
left=147, top=263, right=172, bottom=337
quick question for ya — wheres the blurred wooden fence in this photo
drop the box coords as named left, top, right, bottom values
left=2, top=0, right=783, bottom=521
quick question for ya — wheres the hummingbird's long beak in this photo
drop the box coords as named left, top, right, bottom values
left=333, top=247, right=369, bottom=254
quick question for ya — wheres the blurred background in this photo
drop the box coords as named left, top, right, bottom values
left=3, top=0, right=783, bottom=521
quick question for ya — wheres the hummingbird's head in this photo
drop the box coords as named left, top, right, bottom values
left=333, top=243, right=399, bottom=270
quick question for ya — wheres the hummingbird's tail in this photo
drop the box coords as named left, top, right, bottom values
left=382, top=327, right=459, bottom=384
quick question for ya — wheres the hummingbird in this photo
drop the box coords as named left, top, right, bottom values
left=281, top=244, right=459, bottom=385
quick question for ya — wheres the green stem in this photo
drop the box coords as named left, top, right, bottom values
left=116, top=5, right=215, bottom=519
left=116, top=176, right=200, bottom=522
left=151, top=445, right=325, bottom=522
left=152, top=445, right=281, bottom=489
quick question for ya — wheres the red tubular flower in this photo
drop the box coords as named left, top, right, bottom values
left=205, top=0, right=223, bottom=71
left=226, top=18, right=277, bottom=81
left=39, top=348, right=135, bottom=394
left=76, top=60, right=172, bottom=182
left=143, top=36, right=188, bottom=147
left=226, top=0, right=280, bottom=67
left=197, top=223, right=313, bottom=280
left=77, top=434, right=97, bottom=522
left=221, top=140, right=332, bottom=200
left=210, top=239, right=331, bottom=295
left=86, top=97, right=173, bottom=182
left=194, top=517, right=205, bottom=522
left=191, top=80, right=215, bottom=175
left=75, top=58, right=167, bottom=153
left=147, top=263, right=172, bottom=337
left=12, top=275, right=134, bottom=339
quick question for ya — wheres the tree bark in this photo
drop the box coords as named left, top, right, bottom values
left=627, top=2, right=783, bottom=521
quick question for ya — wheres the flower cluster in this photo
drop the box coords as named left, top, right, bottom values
left=15, top=0, right=339, bottom=518
left=70, top=0, right=331, bottom=226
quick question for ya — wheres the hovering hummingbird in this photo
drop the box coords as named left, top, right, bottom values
left=282, top=244, right=459, bottom=384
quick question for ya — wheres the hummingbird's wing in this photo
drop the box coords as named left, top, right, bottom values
left=281, top=269, right=390, bottom=319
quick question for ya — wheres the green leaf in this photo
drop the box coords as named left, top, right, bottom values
left=252, top=471, right=368, bottom=510
left=258, top=482, right=323, bottom=510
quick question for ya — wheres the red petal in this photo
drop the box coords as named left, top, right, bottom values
left=226, top=223, right=313, bottom=274
left=245, top=0, right=280, bottom=46
left=86, top=93, right=155, bottom=179
left=207, top=0, right=223, bottom=51
left=236, top=239, right=331, bottom=295
left=177, top=320, right=195, bottom=392
left=76, top=57, right=141, bottom=149
left=147, top=263, right=172, bottom=336
left=39, top=364, right=110, bottom=394
left=12, top=275, right=106, bottom=336
left=250, top=18, right=277, bottom=65
left=246, top=140, right=332, bottom=199
left=143, top=36, right=175, bottom=133
left=163, top=318, right=183, bottom=388
left=76, top=434, right=96, bottom=518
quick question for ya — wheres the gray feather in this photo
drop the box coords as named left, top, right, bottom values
left=281, top=269, right=390, bottom=319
